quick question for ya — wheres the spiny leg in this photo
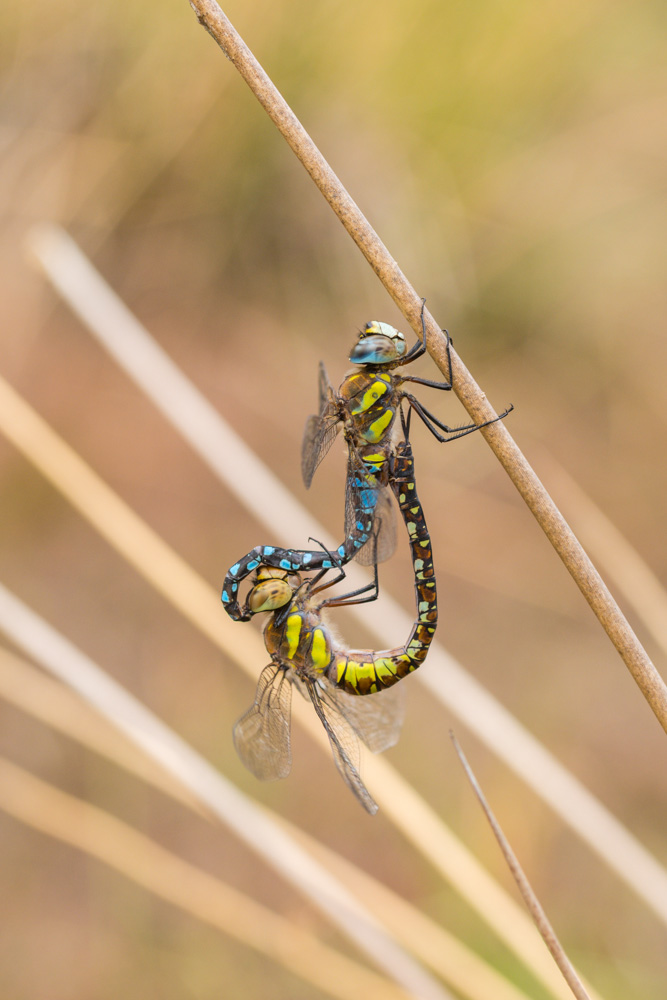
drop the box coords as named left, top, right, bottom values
left=304, top=537, right=347, bottom=592
left=402, top=300, right=454, bottom=390
left=402, top=298, right=429, bottom=364
left=320, top=557, right=380, bottom=609
left=404, top=393, right=513, bottom=443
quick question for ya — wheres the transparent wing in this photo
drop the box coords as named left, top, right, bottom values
left=306, top=678, right=378, bottom=815
left=330, top=683, right=406, bottom=754
left=344, top=461, right=396, bottom=566
left=233, top=663, right=293, bottom=780
left=301, top=362, right=342, bottom=488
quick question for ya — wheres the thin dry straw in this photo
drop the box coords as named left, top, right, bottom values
left=0, top=584, right=453, bottom=1000
left=0, top=646, right=201, bottom=812
left=0, top=385, right=582, bottom=1000
left=187, top=0, right=667, bottom=735
left=280, top=817, right=541, bottom=1000
left=452, top=735, right=591, bottom=1000
left=25, top=224, right=667, bottom=932
left=0, top=646, right=535, bottom=1000
left=0, top=756, right=410, bottom=1000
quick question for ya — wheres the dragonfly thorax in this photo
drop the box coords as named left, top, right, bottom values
left=349, top=321, right=407, bottom=366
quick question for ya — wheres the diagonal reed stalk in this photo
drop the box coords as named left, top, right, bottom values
left=0, top=755, right=409, bottom=1000
left=25, top=225, right=667, bottom=934
left=0, top=646, right=535, bottom=1000
left=0, top=380, right=586, bottom=1000
left=186, top=0, right=667, bottom=734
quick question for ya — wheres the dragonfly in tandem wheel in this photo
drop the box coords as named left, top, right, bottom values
left=221, top=303, right=512, bottom=621
left=232, top=436, right=436, bottom=814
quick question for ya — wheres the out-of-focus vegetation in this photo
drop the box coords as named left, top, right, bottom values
left=1, top=0, right=666, bottom=997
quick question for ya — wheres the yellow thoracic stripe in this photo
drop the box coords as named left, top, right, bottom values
left=349, top=378, right=389, bottom=415
left=310, top=627, right=330, bottom=671
left=367, top=408, right=393, bottom=442
left=285, top=613, right=302, bottom=660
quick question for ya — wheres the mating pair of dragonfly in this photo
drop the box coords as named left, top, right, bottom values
left=222, top=309, right=510, bottom=813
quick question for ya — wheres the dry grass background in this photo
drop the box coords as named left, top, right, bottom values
left=1, top=0, right=666, bottom=997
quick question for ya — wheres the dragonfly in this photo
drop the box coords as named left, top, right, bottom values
left=233, top=437, right=436, bottom=813
left=222, top=304, right=509, bottom=621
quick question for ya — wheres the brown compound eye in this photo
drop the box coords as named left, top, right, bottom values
left=254, top=566, right=300, bottom=589
left=246, top=579, right=293, bottom=613
left=255, top=567, right=286, bottom=581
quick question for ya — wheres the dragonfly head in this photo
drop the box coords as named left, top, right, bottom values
left=245, top=567, right=300, bottom=615
left=349, top=321, right=407, bottom=366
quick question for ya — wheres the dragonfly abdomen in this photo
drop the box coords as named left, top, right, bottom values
left=329, top=438, right=437, bottom=696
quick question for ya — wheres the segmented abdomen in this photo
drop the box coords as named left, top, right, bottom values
left=258, top=440, right=436, bottom=695
left=330, top=439, right=437, bottom=695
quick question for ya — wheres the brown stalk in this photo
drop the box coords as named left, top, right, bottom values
left=187, top=0, right=667, bottom=732
left=451, top=734, right=592, bottom=1000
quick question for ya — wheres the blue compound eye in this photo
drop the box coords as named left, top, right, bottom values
left=350, top=322, right=406, bottom=364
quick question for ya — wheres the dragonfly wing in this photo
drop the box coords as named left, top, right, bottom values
left=345, top=478, right=396, bottom=566
left=368, top=485, right=396, bottom=565
left=233, top=663, right=293, bottom=780
left=331, top=684, right=406, bottom=754
left=301, top=362, right=341, bottom=488
left=307, top=678, right=378, bottom=815
left=301, top=414, right=341, bottom=488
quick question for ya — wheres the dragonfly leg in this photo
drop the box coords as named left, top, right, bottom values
left=402, top=303, right=454, bottom=390
left=401, top=325, right=453, bottom=391
left=301, top=537, right=356, bottom=597
left=301, top=536, right=382, bottom=607
left=320, top=559, right=380, bottom=609
left=398, top=399, right=413, bottom=442
left=401, top=371, right=453, bottom=390
left=404, top=393, right=513, bottom=443
left=318, top=532, right=380, bottom=608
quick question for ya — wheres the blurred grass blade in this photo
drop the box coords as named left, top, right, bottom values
left=26, top=222, right=327, bottom=543
left=452, top=734, right=591, bottom=1000
left=540, top=449, right=667, bottom=658
left=0, top=372, right=603, bottom=1000
left=25, top=223, right=667, bottom=930
left=0, top=645, right=200, bottom=811
left=0, top=584, right=452, bottom=1000
left=0, top=646, right=535, bottom=1000
left=0, top=756, right=409, bottom=1000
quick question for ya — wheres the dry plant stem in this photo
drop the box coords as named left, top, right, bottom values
left=452, top=735, right=591, bottom=1000
left=188, top=0, right=667, bottom=734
